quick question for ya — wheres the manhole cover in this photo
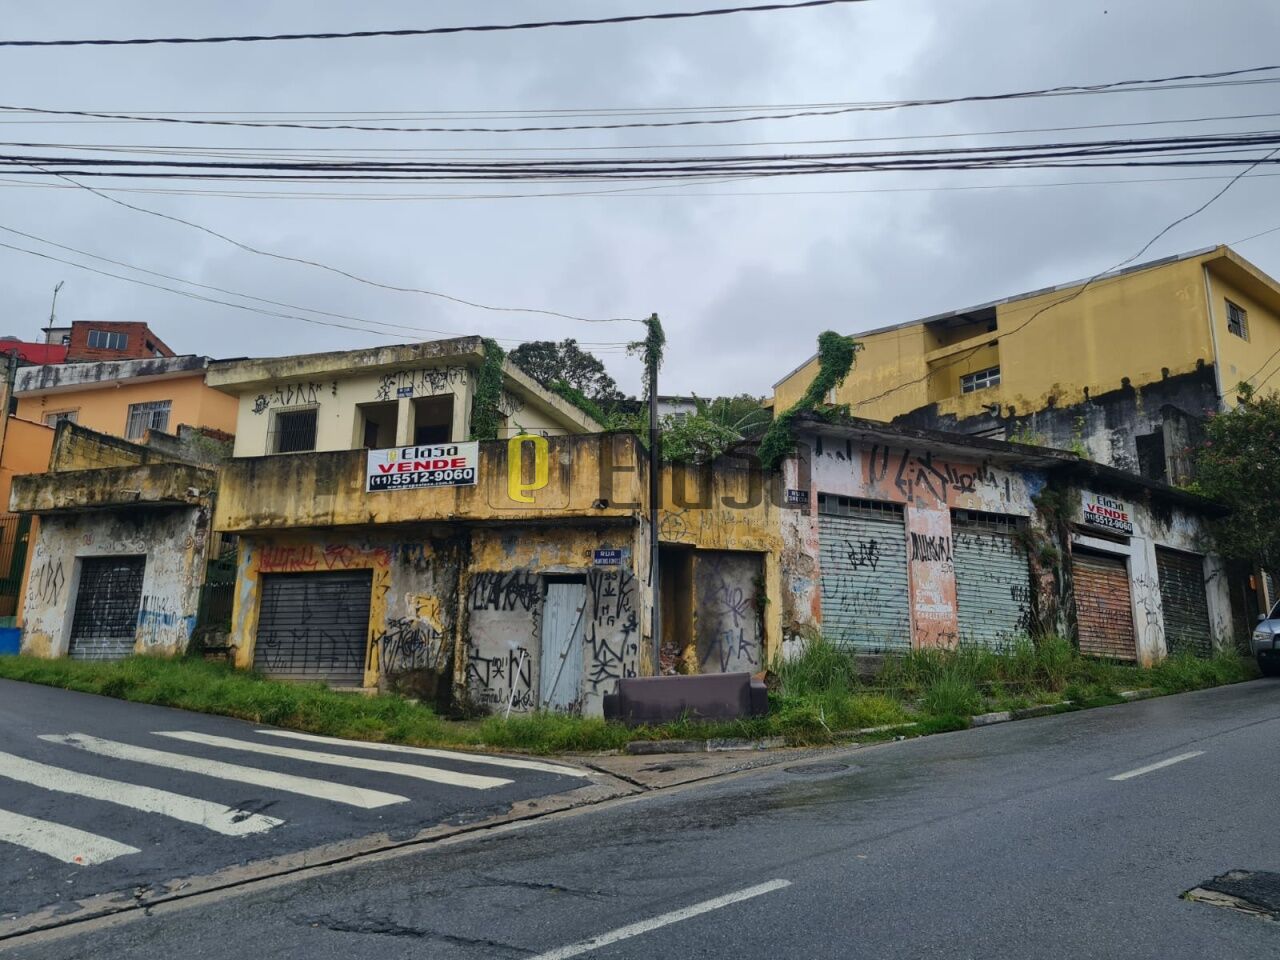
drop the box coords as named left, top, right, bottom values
left=784, top=762, right=851, bottom=775
left=1185, top=871, right=1280, bottom=921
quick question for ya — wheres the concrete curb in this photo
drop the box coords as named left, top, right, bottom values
left=624, top=736, right=786, bottom=755
left=1120, top=688, right=1160, bottom=701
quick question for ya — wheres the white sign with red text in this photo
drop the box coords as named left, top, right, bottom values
left=1081, top=492, right=1133, bottom=535
left=366, top=442, right=479, bottom=492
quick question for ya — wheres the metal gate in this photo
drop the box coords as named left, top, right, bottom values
left=254, top=571, right=372, bottom=685
left=1072, top=550, right=1136, bottom=660
left=953, top=511, right=1032, bottom=649
left=1156, top=548, right=1211, bottom=657
left=818, top=495, right=911, bottom=652
left=68, top=556, right=146, bottom=660
left=0, top=515, right=32, bottom=618
left=540, top=580, right=586, bottom=711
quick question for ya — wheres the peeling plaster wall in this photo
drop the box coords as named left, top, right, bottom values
left=21, top=506, right=209, bottom=658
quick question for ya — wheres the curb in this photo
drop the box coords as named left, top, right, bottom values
left=624, top=736, right=787, bottom=755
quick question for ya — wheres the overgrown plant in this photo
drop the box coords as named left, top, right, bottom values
left=758, top=331, right=860, bottom=470
left=468, top=338, right=506, bottom=441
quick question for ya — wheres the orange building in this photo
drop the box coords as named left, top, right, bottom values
left=0, top=418, right=54, bottom=621
left=14, top=355, right=237, bottom=441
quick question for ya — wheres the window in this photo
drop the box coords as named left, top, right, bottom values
left=124, top=400, right=171, bottom=439
left=272, top=408, right=318, bottom=453
left=1227, top=300, right=1249, bottom=340
left=43, top=410, right=78, bottom=427
left=356, top=401, right=398, bottom=449
left=960, top=366, right=1001, bottom=394
left=412, top=395, right=453, bottom=445
left=86, top=329, right=128, bottom=351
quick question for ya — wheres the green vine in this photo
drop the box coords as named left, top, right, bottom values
left=468, top=338, right=506, bottom=441
left=628, top=314, right=666, bottom=398
left=757, top=331, right=860, bottom=470
left=549, top=379, right=610, bottom=427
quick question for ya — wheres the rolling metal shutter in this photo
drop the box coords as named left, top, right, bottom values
left=952, top=511, right=1032, bottom=649
left=1072, top=551, right=1136, bottom=661
left=254, top=570, right=372, bottom=685
left=69, top=556, right=145, bottom=660
left=1156, top=548, right=1211, bottom=657
left=818, top=495, right=911, bottom=652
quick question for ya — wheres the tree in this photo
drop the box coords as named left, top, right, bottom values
left=615, top=394, right=773, bottom=462
left=1193, top=384, right=1280, bottom=571
left=508, top=339, right=622, bottom=403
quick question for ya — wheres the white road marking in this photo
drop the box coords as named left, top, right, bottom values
left=255, top=729, right=587, bottom=778
left=1109, top=750, right=1205, bottom=781
left=0, top=807, right=139, bottom=866
left=524, top=879, right=793, bottom=960
left=41, top=734, right=408, bottom=809
left=0, top=750, right=283, bottom=836
left=154, top=731, right=512, bottom=790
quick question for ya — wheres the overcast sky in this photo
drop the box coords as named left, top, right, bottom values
left=2, top=1, right=1279, bottom=398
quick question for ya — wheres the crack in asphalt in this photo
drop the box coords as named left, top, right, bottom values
left=294, top=913, right=534, bottom=953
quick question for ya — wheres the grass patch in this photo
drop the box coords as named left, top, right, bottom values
left=0, top=635, right=1261, bottom=755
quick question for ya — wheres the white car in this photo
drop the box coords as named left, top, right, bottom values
left=1251, top=607, right=1280, bottom=676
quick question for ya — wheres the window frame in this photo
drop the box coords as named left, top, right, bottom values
left=42, top=409, right=79, bottom=427
left=86, top=329, right=129, bottom=351
left=1226, top=299, right=1249, bottom=341
left=124, top=399, right=171, bottom=440
left=270, top=405, right=320, bottom=454
left=960, top=366, right=1001, bottom=394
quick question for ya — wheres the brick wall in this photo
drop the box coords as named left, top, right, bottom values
left=65, top=322, right=175, bottom=362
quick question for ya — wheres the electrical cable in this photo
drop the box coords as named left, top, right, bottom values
left=0, top=0, right=869, bottom=47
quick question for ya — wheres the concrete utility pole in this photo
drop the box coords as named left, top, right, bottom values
left=647, top=313, right=662, bottom=673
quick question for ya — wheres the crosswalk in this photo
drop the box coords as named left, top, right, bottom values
left=0, top=727, right=588, bottom=869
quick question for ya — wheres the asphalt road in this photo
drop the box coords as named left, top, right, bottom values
left=7, top=677, right=1280, bottom=958
left=0, top=679, right=593, bottom=924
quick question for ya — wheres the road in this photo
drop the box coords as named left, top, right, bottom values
left=0, top=679, right=595, bottom=925
left=5, top=677, right=1280, bottom=958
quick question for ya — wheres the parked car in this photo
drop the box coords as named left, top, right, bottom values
left=1251, top=605, right=1280, bottom=676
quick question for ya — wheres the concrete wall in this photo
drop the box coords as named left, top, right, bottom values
left=20, top=505, right=210, bottom=658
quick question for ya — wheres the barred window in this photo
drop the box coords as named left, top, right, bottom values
left=125, top=400, right=170, bottom=439
left=817, top=494, right=904, bottom=519
left=87, top=329, right=128, bottom=351
left=1227, top=300, right=1249, bottom=340
left=43, top=409, right=78, bottom=427
left=271, top=407, right=318, bottom=453
left=960, top=366, right=1001, bottom=393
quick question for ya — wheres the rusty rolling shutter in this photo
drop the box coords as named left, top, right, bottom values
left=952, top=511, right=1032, bottom=649
left=68, top=556, right=146, bottom=660
left=1072, top=551, right=1136, bottom=661
left=254, top=570, right=372, bottom=686
left=818, top=495, right=911, bottom=653
left=1156, top=548, right=1211, bottom=657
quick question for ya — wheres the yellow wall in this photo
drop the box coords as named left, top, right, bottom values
left=17, top=375, right=237, bottom=440
left=1204, top=258, right=1280, bottom=405
left=769, top=251, right=1275, bottom=423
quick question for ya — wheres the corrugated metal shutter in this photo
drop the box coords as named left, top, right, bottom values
left=1156, top=548, right=1211, bottom=657
left=254, top=571, right=372, bottom=685
left=69, top=556, right=145, bottom=660
left=953, top=512, right=1032, bottom=648
left=818, top=495, right=911, bottom=652
left=1073, top=551, right=1136, bottom=661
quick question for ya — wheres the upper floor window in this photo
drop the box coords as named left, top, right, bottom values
left=125, top=400, right=171, bottom=439
left=87, top=329, right=128, bottom=351
left=960, top=366, right=1001, bottom=394
left=1227, top=300, right=1249, bottom=340
left=43, top=409, right=78, bottom=427
left=271, top=407, right=318, bottom=453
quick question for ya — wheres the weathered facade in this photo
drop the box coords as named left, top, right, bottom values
left=10, top=423, right=218, bottom=660
left=777, top=415, right=1236, bottom=664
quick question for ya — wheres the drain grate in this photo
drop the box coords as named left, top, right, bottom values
left=784, top=761, right=851, bottom=775
left=1184, top=871, right=1280, bottom=921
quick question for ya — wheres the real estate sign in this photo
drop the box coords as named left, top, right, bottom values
left=366, top=442, right=479, bottom=491
left=1081, top=491, right=1133, bottom=535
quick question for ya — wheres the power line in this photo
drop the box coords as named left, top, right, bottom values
left=850, top=147, right=1280, bottom=411
left=4, top=67, right=1280, bottom=133
left=0, top=0, right=868, bottom=47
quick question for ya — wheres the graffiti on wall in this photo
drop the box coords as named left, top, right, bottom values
left=31, top=558, right=65, bottom=605
left=584, top=567, right=640, bottom=695
left=468, top=571, right=540, bottom=612
left=910, top=533, right=954, bottom=564
left=252, top=381, right=324, bottom=415
left=694, top=552, right=762, bottom=674
left=137, top=594, right=197, bottom=647
left=467, top=646, right=535, bottom=709
left=906, top=508, right=959, bottom=648
left=258, top=542, right=393, bottom=573
left=497, top=390, right=526, bottom=417
left=866, top=445, right=1010, bottom=504
left=374, top=593, right=447, bottom=673
left=374, top=365, right=469, bottom=402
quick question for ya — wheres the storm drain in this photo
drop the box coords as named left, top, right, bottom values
left=1184, top=871, right=1280, bottom=921
left=784, top=761, right=852, bottom=775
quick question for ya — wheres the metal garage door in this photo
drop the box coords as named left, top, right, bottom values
left=1156, top=548, right=1211, bottom=657
left=818, top=495, right=911, bottom=652
left=953, top=511, right=1032, bottom=649
left=1072, top=551, right=1136, bottom=661
left=68, top=556, right=146, bottom=660
left=254, top=570, right=372, bottom=685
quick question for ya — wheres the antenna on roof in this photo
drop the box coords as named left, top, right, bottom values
left=47, top=280, right=64, bottom=330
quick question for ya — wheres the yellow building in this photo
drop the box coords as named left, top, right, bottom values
left=772, top=245, right=1280, bottom=483
left=14, top=355, right=237, bottom=441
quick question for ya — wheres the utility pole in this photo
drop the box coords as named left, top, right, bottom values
left=646, top=313, right=663, bottom=673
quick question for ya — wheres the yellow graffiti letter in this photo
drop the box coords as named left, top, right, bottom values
left=507, top=434, right=549, bottom=503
